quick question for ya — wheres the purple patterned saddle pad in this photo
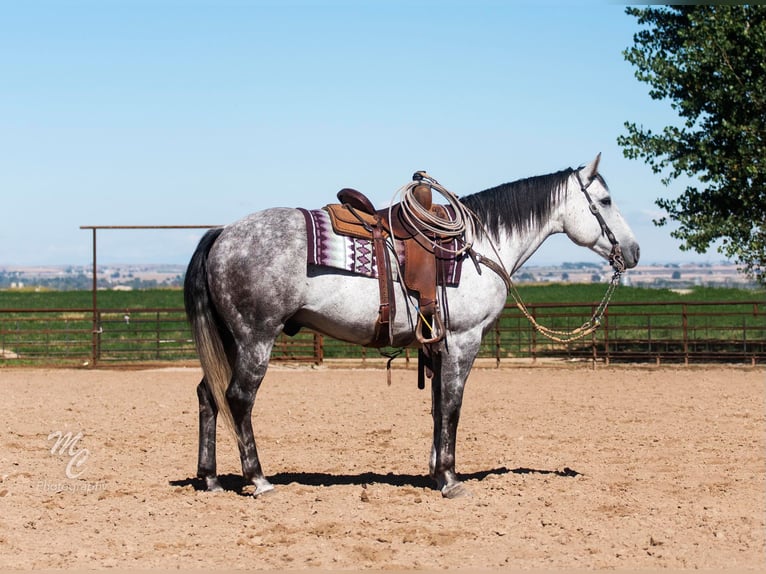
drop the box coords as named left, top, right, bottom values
left=298, top=208, right=463, bottom=286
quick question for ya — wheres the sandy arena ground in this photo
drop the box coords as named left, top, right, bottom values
left=0, top=364, right=763, bottom=570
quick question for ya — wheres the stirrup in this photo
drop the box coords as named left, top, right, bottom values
left=415, top=311, right=445, bottom=345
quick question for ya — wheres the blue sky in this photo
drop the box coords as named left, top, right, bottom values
left=0, top=0, right=727, bottom=267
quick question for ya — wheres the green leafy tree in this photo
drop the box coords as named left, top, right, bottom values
left=619, top=5, right=765, bottom=284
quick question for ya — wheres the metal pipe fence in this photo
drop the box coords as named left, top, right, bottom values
left=1, top=300, right=763, bottom=367
left=483, top=300, right=765, bottom=366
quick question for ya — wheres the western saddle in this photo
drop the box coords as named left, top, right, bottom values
left=324, top=173, right=454, bottom=357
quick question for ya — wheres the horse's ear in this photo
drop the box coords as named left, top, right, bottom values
left=580, top=153, right=601, bottom=182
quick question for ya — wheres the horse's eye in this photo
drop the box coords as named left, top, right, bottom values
left=600, top=198, right=612, bottom=207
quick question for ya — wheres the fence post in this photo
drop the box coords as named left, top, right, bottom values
left=742, top=315, right=747, bottom=358
left=94, top=310, right=102, bottom=365
left=90, top=227, right=99, bottom=367
left=681, top=303, right=689, bottom=366
left=602, top=305, right=610, bottom=366
left=155, top=311, right=161, bottom=360
left=313, top=333, right=324, bottom=365
left=494, top=319, right=501, bottom=367
left=647, top=315, right=656, bottom=365
left=45, top=319, right=51, bottom=360
left=531, top=306, right=537, bottom=363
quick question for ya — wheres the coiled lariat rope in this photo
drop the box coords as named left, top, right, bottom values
left=390, top=172, right=622, bottom=344
left=388, top=171, right=475, bottom=257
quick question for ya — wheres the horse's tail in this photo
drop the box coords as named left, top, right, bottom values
left=184, top=227, right=236, bottom=435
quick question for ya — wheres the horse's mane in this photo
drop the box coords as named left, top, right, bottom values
left=460, top=168, right=574, bottom=240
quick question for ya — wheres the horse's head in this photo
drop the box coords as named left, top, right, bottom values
left=562, top=154, right=640, bottom=270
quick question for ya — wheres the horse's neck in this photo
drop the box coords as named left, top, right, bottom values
left=475, top=217, right=561, bottom=276
left=465, top=177, right=570, bottom=277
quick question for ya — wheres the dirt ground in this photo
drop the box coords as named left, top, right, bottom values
left=0, top=364, right=763, bottom=570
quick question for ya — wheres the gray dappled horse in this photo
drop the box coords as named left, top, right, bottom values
left=184, top=155, right=640, bottom=498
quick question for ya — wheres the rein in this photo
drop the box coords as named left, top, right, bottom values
left=504, top=266, right=622, bottom=343
left=473, top=170, right=625, bottom=344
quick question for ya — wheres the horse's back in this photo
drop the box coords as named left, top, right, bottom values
left=209, top=207, right=306, bottom=268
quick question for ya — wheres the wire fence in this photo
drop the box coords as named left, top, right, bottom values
left=1, top=300, right=763, bottom=367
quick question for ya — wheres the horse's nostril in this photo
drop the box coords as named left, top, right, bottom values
left=633, top=245, right=641, bottom=264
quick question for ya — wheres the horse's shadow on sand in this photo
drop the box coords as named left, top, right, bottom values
left=170, top=466, right=581, bottom=495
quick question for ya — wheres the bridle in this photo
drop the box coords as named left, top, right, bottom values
left=574, top=170, right=626, bottom=274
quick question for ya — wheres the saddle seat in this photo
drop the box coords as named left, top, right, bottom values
left=336, top=188, right=377, bottom=217
left=332, top=187, right=449, bottom=241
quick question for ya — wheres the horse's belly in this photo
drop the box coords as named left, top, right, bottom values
left=293, top=271, right=419, bottom=347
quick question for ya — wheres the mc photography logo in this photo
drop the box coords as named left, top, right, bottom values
left=38, top=430, right=106, bottom=493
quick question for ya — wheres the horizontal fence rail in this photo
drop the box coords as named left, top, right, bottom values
left=486, top=300, right=765, bottom=365
left=0, top=300, right=763, bottom=367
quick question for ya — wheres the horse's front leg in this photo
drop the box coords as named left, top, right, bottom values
left=429, top=338, right=480, bottom=498
left=196, top=379, right=223, bottom=492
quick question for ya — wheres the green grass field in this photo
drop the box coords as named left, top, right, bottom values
left=1, top=285, right=763, bottom=365
left=1, top=284, right=763, bottom=310
left=0, top=288, right=183, bottom=310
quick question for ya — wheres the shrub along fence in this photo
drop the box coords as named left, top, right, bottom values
left=0, top=300, right=763, bottom=367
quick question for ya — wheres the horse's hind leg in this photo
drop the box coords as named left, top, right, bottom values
left=227, top=339, right=277, bottom=497
left=196, top=378, right=223, bottom=492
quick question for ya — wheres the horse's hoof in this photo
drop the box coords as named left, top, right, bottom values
left=441, top=482, right=471, bottom=499
left=253, top=482, right=276, bottom=498
left=205, top=477, right=223, bottom=492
